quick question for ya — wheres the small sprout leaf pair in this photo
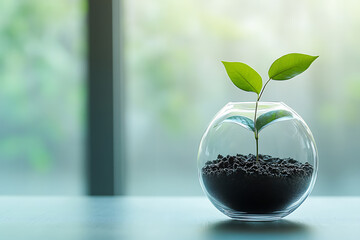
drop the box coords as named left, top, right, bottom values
left=223, top=110, right=293, bottom=133
left=222, top=53, right=318, bottom=94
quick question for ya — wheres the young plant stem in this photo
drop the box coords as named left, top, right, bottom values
left=258, top=78, right=272, bottom=100
left=254, top=78, right=271, bottom=162
left=254, top=100, right=259, bottom=161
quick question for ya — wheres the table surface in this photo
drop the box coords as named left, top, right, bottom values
left=0, top=196, right=359, bottom=239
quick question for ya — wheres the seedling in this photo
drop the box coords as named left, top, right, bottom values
left=222, top=53, right=318, bottom=161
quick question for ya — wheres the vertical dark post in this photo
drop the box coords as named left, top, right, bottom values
left=87, top=0, right=115, bottom=195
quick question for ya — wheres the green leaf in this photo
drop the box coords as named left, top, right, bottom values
left=268, top=53, right=318, bottom=80
left=222, top=116, right=255, bottom=132
left=222, top=61, right=262, bottom=95
left=255, top=110, right=293, bottom=133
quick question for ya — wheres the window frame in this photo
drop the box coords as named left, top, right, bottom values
left=87, top=0, right=124, bottom=195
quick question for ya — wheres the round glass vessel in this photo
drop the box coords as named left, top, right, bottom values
left=198, top=102, right=318, bottom=221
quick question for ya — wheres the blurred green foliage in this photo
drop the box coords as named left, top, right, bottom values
left=0, top=0, right=85, bottom=177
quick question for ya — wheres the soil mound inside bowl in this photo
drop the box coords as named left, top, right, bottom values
left=201, top=154, right=314, bottom=213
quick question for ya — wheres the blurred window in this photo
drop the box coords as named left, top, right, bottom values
left=0, top=0, right=86, bottom=194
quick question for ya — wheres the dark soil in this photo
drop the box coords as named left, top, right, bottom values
left=202, top=154, right=313, bottom=213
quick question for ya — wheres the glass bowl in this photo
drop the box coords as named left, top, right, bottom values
left=198, top=102, right=318, bottom=221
